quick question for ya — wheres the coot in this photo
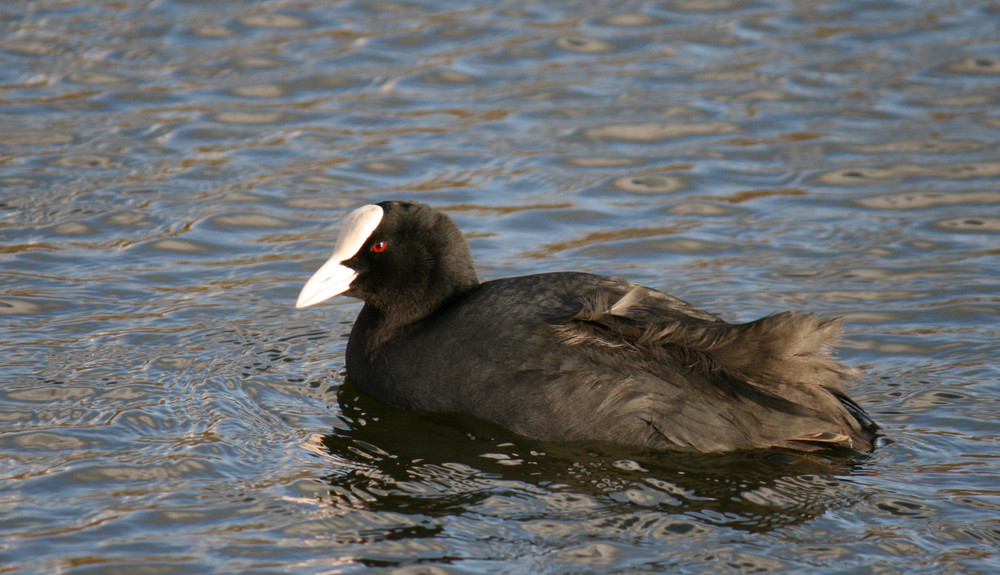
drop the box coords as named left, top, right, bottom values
left=296, top=201, right=879, bottom=453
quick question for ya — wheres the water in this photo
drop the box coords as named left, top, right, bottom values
left=2, top=0, right=999, bottom=573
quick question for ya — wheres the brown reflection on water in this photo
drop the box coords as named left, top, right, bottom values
left=815, top=161, right=1000, bottom=186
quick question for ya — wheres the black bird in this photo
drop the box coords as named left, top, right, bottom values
left=296, top=201, right=878, bottom=453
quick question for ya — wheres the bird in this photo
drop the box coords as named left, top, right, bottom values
left=295, top=200, right=879, bottom=453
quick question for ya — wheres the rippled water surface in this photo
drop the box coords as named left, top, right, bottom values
left=3, top=1, right=1000, bottom=573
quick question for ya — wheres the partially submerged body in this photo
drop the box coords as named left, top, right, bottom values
left=297, top=201, right=879, bottom=453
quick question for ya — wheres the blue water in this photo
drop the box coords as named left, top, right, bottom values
left=2, top=1, right=999, bottom=573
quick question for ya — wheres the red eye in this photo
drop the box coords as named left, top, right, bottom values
left=371, top=241, right=387, bottom=253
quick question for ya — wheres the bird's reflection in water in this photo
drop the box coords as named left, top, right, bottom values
left=308, top=378, right=875, bottom=533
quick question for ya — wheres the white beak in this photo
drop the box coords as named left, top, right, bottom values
left=295, top=204, right=384, bottom=308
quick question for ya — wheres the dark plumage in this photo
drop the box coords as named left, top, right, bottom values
left=296, top=201, right=879, bottom=453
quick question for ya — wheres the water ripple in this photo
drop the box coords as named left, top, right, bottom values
left=2, top=0, right=999, bottom=573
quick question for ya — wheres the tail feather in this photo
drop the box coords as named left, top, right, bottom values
left=656, top=311, right=859, bottom=392
left=573, top=289, right=856, bottom=393
left=561, top=287, right=880, bottom=452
